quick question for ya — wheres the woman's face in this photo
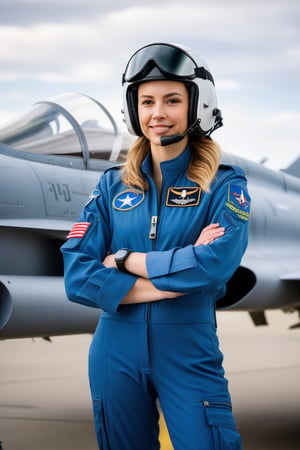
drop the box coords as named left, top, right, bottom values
left=137, top=80, right=189, bottom=148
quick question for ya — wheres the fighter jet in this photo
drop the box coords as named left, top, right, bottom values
left=0, top=93, right=299, bottom=339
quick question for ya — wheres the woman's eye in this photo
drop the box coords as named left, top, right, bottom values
left=168, top=98, right=180, bottom=104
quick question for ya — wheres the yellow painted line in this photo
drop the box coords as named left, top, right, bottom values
left=159, top=413, right=173, bottom=450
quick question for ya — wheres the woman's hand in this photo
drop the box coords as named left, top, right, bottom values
left=102, top=253, right=183, bottom=304
left=194, top=223, right=225, bottom=246
left=102, top=253, right=116, bottom=268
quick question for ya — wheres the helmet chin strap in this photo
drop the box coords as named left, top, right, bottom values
left=160, top=119, right=201, bottom=146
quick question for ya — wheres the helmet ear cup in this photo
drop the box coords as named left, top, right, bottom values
left=186, top=83, right=199, bottom=131
left=196, top=77, right=219, bottom=134
left=126, top=86, right=143, bottom=136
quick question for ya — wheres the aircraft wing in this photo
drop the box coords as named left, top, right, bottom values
left=0, top=219, right=72, bottom=231
left=280, top=272, right=300, bottom=281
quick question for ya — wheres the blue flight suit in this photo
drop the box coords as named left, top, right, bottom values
left=61, top=145, right=250, bottom=449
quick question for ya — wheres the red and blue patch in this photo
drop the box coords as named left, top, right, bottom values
left=226, top=184, right=250, bottom=221
left=66, top=222, right=91, bottom=239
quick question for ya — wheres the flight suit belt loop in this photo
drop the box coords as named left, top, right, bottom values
left=103, top=302, right=216, bottom=324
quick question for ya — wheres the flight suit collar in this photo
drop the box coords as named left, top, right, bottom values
left=141, top=144, right=191, bottom=178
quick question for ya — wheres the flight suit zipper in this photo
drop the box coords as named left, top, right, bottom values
left=144, top=215, right=158, bottom=372
left=149, top=215, right=158, bottom=241
left=144, top=179, right=161, bottom=372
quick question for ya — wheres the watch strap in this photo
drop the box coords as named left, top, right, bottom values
left=115, top=248, right=132, bottom=273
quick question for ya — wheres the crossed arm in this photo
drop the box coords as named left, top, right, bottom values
left=103, top=223, right=225, bottom=304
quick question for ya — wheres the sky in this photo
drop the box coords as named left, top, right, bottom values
left=0, top=0, right=299, bottom=170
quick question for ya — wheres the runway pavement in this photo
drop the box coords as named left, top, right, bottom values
left=0, top=310, right=299, bottom=449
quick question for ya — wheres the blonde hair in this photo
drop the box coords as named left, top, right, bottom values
left=121, top=135, right=221, bottom=192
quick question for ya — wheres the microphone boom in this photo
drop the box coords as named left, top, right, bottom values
left=160, top=119, right=200, bottom=147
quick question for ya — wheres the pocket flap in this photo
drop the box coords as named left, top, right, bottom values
left=205, top=405, right=236, bottom=429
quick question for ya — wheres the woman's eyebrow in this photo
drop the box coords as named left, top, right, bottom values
left=139, top=92, right=184, bottom=98
left=164, top=92, right=184, bottom=98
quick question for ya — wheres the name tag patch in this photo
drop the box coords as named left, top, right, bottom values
left=226, top=184, right=250, bottom=221
left=166, top=187, right=201, bottom=207
left=113, top=190, right=144, bottom=211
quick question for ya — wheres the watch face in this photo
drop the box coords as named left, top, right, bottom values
left=116, top=249, right=129, bottom=260
left=115, top=249, right=131, bottom=272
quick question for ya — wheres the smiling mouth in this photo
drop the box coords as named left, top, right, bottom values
left=150, top=125, right=173, bottom=134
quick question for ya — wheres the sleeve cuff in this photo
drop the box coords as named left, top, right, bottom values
left=79, top=269, right=137, bottom=313
left=146, top=245, right=197, bottom=279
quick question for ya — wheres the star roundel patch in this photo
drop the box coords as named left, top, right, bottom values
left=226, top=184, right=250, bottom=221
left=112, top=189, right=144, bottom=211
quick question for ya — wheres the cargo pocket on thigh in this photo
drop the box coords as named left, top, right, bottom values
left=203, top=401, right=242, bottom=450
left=93, top=398, right=111, bottom=450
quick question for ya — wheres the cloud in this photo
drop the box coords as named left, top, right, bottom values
left=0, top=0, right=299, bottom=169
left=0, top=0, right=139, bottom=25
left=217, top=105, right=300, bottom=169
left=1, top=0, right=299, bottom=85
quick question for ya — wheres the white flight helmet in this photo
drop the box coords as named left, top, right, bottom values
left=122, top=42, right=223, bottom=137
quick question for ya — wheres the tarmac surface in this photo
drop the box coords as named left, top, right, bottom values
left=0, top=310, right=299, bottom=450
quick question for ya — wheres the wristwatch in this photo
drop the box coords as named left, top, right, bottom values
left=114, top=248, right=132, bottom=273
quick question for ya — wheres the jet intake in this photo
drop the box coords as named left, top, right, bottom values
left=217, top=263, right=300, bottom=312
left=0, top=276, right=100, bottom=339
left=217, top=267, right=256, bottom=309
left=0, top=281, right=13, bottom=329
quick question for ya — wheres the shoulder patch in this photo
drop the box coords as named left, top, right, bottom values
left=226, top=184, right=250, bottom=221
left=85, top=187, right=101, bottom=206
left=166, top=187, right=201, bottom=207
left=112, top=189, right=144, bottom=211
left=66, top=222, right=91, bottom=239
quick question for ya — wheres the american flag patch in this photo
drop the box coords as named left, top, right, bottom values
left=66, top=222, right=91, bottom=239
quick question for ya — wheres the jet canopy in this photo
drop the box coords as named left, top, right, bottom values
left=0, top=93, right=132, bottom=168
